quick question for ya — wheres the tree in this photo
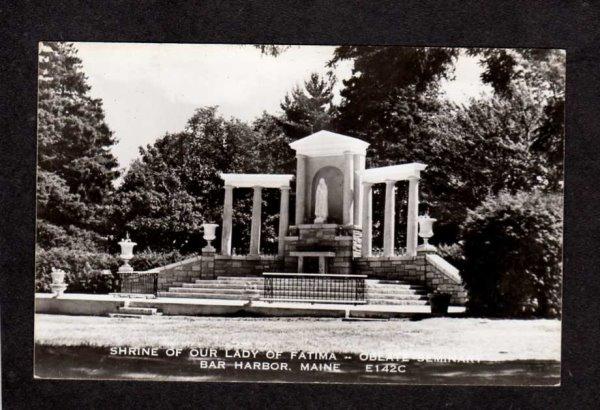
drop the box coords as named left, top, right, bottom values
left=115, top=107, right=285, bottom=253
left=252, top=112, right=296, bottom=174
left=278, top=72, right=337, bottom=141
left=330, top=46, right=458, bottom=138
left=469, top=48, right=565, bottom=100
left=460, top=190, right=562, bottom=317
left=37, top=42, right=119, bottom=250
left=38, top=42, right=119, bottom=204
left=469, top=49, right=565, bottom=190
left=419, top=90, right=559, bottom=243
left=254, top=45, right=292, bottom=57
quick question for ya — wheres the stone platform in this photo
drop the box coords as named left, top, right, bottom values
left=35, top=293, right=465, bottom=319
left=158, top=276, right=429, bottom=305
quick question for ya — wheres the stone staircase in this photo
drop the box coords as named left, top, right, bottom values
left=365, top=279, right=429, bottom=305
left=158, top=277, right=264, bottom=300
left=108, top=301, right=163, bottom=318
left=158, top=276, right=429, bottom=306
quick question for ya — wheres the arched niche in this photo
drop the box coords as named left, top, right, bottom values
left=310, top=166, right=343, bottom=224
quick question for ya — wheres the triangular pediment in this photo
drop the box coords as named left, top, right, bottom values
left=289, top=130, right=369, bottom=157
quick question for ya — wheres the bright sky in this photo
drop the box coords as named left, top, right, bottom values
left=75, top=43, right=491, bottom=172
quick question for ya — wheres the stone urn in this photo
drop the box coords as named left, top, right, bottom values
left=118, top=233, right=137, bottom=273
left=429, top=291, right=451, bottom=315
left=417, top=213, right=437, bottom=252
left=202, top=223, right=219, bottom=252
left=50, top=267, right=68, bottom=297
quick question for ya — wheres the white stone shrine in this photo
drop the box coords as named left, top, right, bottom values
left=218, top=130, right=427, bottom=258
left=119, top=130, right=466, bottom=307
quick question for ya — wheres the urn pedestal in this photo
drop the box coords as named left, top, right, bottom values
left=202, top=223, right=219, bottom=253
left=417, top=214, right=437, bottom=252
left=118, top=234, right=137, bottom=273
left=50, top=268, right=68, bottom=297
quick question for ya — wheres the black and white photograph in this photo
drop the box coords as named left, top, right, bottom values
left=33, top=42, right=564, bottom=385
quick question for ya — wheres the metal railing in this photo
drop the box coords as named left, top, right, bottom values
left=119, top=271, right=159, bottom=295
left=262, top=273, right=367, bottom=304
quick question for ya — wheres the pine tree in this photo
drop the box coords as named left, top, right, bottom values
left=37, top=42, right=119, bottom=249
left=278, top=73, right=336, bottom=140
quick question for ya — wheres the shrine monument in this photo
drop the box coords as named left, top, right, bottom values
left=121, top=130, right=467, bottom=307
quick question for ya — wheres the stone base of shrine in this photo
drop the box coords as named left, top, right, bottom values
left=120, top=222, right=466, bottom=306
left=283, top=223, right=362, bottom=275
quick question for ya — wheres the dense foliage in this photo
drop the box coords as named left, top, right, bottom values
left=36, top=247, right=186, bottom=293
left=37, top=42, right=120, bottom=251
left=460, top=191, right=563, bottom=317
left=417, top=90, right=562, bottom=242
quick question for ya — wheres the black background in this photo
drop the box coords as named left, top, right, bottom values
left=1, top=0, right=599, bottom=408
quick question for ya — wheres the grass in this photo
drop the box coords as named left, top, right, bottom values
left=35, top=314, right=561, bottom=361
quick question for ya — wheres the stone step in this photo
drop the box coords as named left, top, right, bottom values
left=171, top=286, right=424, bottom=297
left=366, top=294, right=427, bottom=301
left=366, top=282, right=426, bottom=289
left=367, top=288, right=427, bottom=295
left=366, top=279, right=413, bottom=284
left=118, top=307, right=160, bottom=315
left=366, top=281, right=425, bottom=286
left=212, top=278, right=421, bottom=285
left=184, top=283, right=264, bottom=290
left=367, top=299, right=429, bottom=305
left=214, top=277, right=263, bottom=282
left=161, top=291, right=425, bottom=302
left=159, top=275, right=433, bottom=306
left=204, top=277, right=423, bottom=286
left=108, top=313, right=146, bottom=319
left=184, top=282, right=426, bottom=294
left=168, top=287, right=262, bottom=295
left=158, top=292, right=251, bottom=300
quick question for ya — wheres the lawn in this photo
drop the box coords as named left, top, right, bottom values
left=35, top=314, right=561, bottom=361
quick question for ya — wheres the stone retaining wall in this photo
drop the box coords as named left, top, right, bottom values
left=122, top=253, right=283, bottom=293
left=214, top=255, right=282, bottom=277
left=354, top=251, right=467, bottom=305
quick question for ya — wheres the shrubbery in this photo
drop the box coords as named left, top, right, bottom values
left=130, top=250, right=193, bottom=272
left=35, top=247, right=190, bottom=293
left=436, top=243, right=465, bottom=269
left=460, top=190, right=562, bottom=318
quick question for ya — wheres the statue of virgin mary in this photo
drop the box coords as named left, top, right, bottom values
left=314, top=178, right=328, bottom=223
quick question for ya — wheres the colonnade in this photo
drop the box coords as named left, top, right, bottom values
left=221, top=185, right=290, bottom=257
left=360, top=175, right=421, bottom=258
left=219, top=174, right=293, bottom=257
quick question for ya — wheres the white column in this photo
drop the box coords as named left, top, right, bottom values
left=342, top=151, right=354, bottom=225
left=383, top=180, right=396, bottom=257
left=221, top=185, right=234, bottom=256
left=318, top=256, right=326, bottom=273
left=353, top=154, right=366, bottom=227
left=297, top=256, right=303, bottom=273
left=277, top=186, right=290, bottom=257
left=249, top=186, right=262, bottom=255
left=295, top=154, right=306, bottom=225
left=406, top=177, right=420, bottom=257
left=361, top=182, right=373, bottom=257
